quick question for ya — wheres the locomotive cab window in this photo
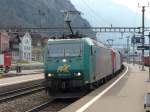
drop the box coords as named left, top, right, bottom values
left=48, top=44, right=82, bottom=57
left=91, top=46, right=93, bottom=55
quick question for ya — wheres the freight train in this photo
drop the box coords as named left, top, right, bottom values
left=43, top=38, right=123, bottom=97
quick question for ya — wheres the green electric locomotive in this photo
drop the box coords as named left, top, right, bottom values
left=44, top=38, right=115, bottom=96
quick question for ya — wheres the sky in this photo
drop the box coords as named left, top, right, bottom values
left=112, top=0, right=150, bottom=19
left=112, top=0, right=149, bottom=13
left=69, top=0, right=150, bottom=52
left=69, top=0, right=150, bottom=53
left=70, top=0, right=150, bottom=26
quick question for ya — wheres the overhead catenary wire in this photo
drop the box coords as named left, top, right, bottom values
left=72, top=0, right=101, bottom=26
left=133, top=6, right=140, bottom=27
left=81, top=0, right=112, bottom=26
left=77, top=0, right=119, bottom=44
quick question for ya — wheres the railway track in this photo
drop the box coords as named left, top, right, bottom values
left=25, top=99, right=76, bottom=112
left=25, top=100, right=52, bottom=112
left=24, top=66, right=126, bottom=112
left=0, top=84, right=45, bottom=104
left=3, top=71, right=43, bottom=78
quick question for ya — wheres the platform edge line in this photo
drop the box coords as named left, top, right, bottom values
left=76, top=66, right=129, bottom=112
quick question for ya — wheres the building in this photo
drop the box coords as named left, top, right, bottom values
left=9, top=35, right=21, bottom=62
left=19, top=32, right=32, bottom=62
left=0, top=32, right=9, bottom=52
left=31, top=34, right=42, bottom=61
left=32, top=34, right=50, bottom=61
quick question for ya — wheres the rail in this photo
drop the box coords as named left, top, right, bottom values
left=0, top=84, right=45, bottom=103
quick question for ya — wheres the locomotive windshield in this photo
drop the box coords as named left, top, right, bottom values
left=48, top=44, right=82, bottom=57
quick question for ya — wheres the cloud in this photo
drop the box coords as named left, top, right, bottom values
left=112, top=0, right=150, bottom=19
left=112, top=0, right=138, bottom=12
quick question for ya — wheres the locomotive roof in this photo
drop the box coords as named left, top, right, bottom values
left=47, top=37, right=109, bottom=49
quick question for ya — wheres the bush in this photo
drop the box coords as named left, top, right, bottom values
left=16, top=60, right=30, bottom=64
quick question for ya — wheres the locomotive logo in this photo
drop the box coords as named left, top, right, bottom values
left=57, top=64, right=70, bottom=72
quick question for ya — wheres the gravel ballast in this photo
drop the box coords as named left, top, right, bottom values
left=0, top=91, right=50, bottom=112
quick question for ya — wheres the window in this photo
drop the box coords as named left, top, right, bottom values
left=48, top=43, right=82, bottom=57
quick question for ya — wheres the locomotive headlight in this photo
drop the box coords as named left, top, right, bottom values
left=62, top=59, right=67, bottom=63
left=48, top=73, right=53, bottom=77
left=74, top=72, right=82, bottom=77
left=77, top=72, right=81, bottom=76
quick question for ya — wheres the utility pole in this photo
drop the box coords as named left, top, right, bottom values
left=148, top=32, right=150, bottom=80
left=126, top=36, right=130, bottom=63
left=131, top=34, right=136, bottom=66
left=133, top=41, right=135, bottom=66
left=138, top=3, right=149, bottom=71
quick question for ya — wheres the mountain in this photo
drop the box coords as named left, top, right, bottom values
left=0, top=0, right=92, bottom=29
left=71, top=0, right=145, bottom=27
left=71, top=0, right=150, bottom=43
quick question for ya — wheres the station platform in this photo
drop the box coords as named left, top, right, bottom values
left=4, top=69, right=43, bottom=76
left=61, top=64, right=149, bottom=112
left=0, top=72, right=44, bottom=87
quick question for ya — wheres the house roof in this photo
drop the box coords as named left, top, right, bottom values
left=9, top=34, right=21, bottom=43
